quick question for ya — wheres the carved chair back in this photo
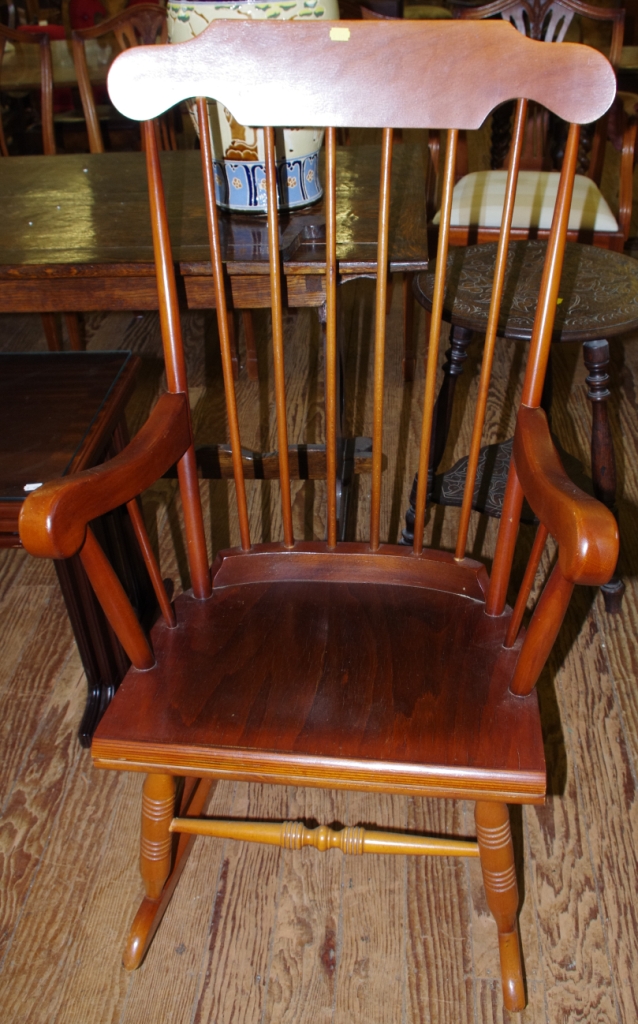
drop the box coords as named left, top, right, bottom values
left=72, top=4, right=168, bottom=153
left=21, top=19, right=618, bottom=696
left=0, top=23, right=55, bottom=156
left=455, top=0, right=624, bottom=177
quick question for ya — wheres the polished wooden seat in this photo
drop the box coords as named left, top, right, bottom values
left=94, top=543, right=545, bottom=801
left=19, top=18, right=619, bottom=1013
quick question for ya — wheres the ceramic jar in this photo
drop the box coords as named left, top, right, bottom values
left=167, top=0, right=339, bottom=212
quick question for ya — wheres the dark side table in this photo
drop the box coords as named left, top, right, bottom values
left=408, top=240, right=638, bottom=613
left=0, top=351, right=155, bottom=743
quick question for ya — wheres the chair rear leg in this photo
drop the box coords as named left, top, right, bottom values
left=123, top=774, right=213, bottom=970
left=475, top=800, right=525, bottom=1012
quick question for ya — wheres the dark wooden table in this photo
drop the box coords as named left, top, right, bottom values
left=411, top=240, right=638, bottom=611
left=0, top=143, right=427, bottom=535
left=0, top=144, right=427, bottom=313
left=0, top=351, right=155, bottom=744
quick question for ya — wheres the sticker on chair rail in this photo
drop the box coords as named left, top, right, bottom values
left=330, top=27, right=350, bottom=41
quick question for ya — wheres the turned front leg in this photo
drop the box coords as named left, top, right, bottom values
left=475, top=801, right=525, bottom=1012
left=140, top=774, right=176, bottom=901
left=582, top=338, right=624, bottom=613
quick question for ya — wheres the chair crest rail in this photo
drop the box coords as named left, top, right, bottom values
left=105, top=20, right=615, bottom=129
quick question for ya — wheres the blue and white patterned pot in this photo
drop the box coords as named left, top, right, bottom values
left=167, top=0, right=339, bottom=212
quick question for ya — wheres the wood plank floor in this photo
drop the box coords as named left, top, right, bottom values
left=1, top=161, right=638, bottom=1023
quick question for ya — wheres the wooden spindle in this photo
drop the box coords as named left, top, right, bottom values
left=412, top=129, right=458, bottom=556
left=488, top=122, right=580, bottom=616
left=485, top=460, right=524, bottom=617
left=40, top=34, right=55, bottom=156
left=79, top=526, right=155, bottom=670
left=325, top=127, right=338, bottom=549
left=198, top=97, right=251, bottom=552
left=73, top=35, right=104, bottom=153
left=143, top=119, right=211, bottom=598
left=503, top=521, right=549, bottom=648
left=509, top=561, right=574, bottom=696
left=126, top=497, right=176, bottom=628
left=370, top=128, right=393, bottom=552
left=169, top=817, right=479, bottom=858
left=455, top=100, right=527, bottom=560
left=521, top=122, right=580, bottom=410
left=264, top=126, right=294, bottom=549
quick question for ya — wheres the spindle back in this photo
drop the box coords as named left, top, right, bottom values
left=72, top=4, right=168, bottom=154
left=0, top=24, right=55, bottom=155
left=456, top=0, right=624, bottom=67
left=105, top=19, right=614, bottom=591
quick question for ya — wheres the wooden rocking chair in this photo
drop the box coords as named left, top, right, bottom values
left=19, top=19, right=619, bottom=1012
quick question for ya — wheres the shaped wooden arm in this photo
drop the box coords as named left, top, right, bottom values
left=19, top=393, right=192, bottom=561
left=513, top=405, right=618, bottom=586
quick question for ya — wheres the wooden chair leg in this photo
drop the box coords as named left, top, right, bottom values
left=140, top=773, right=175, bottom=901
left=582, top=338, right=624, bottom=613
left=41, top=313, right=63, bottom=351
left=123, top=775, right=213, bottom=970
left=402, top=272, right=415, bottom=382
left=242, top=310, right=259, bottom=381
left=64, top=313, right=85, bottom=351
left=475, top=800, right=525, bottom=1013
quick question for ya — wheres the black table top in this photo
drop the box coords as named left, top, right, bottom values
left=0, top=351, right=138, bottom=501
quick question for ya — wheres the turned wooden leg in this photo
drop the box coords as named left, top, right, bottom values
left=124, top=776, right=213, bottom=970
left=402, top=324, right=472, bottom=544
left=41, top=313, right=63, bottom=351
left=140, top=773, right=176, bottom=900
left=242, top=310, right=259, bottom=381
left=64, top=312, right=85, bottom=351
left=583, top=339, right=624, bottom=613
left=475, top=801, right=525, bottom=1013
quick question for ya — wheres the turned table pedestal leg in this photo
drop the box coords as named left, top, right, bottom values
left=582, top=338, right=624, bottom=613
left=402, top=324, right=473, bottom=544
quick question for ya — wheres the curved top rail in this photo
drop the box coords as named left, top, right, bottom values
left=106, top=19, right=615, bottom=129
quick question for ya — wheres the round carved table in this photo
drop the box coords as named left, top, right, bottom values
left=410, top=240, right=638, bottom=612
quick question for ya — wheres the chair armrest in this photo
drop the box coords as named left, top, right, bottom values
left=513, top=405, right=618, bottom=586
left=19, top=392, right=192, bottom=560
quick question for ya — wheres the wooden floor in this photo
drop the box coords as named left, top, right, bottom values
left=2, top=168, right=638, bottom=1022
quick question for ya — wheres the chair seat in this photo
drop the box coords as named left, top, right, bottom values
left=92, top=544, right=546, bottom=803
left=433, top=169, right=619, bottom=232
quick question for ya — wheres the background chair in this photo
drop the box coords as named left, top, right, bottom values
left=72, top=3, right=174, bottom=153
left=0, top=24, right=85, bottom=349
left=430, top=0, right=632, bottom=250
left=406, top=0, right=636, bottom=612
left=19, top=18, right=618, bottom=1014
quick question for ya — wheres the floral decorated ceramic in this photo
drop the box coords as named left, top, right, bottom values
left=167, top=0, right=339, bottom=211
